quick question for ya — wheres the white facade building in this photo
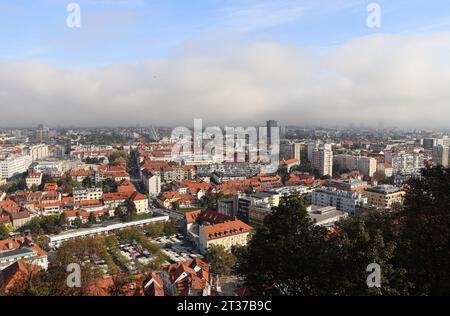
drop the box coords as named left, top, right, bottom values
left=73, top=187, right=103, bottom=202
left=312, top=146, right=333, bottom=177
left=386, top=151, right=424, bottom=176
left=0, top=155, right=32, bottom=179
left=26, top=144, right=49, bottom=161
left=311, top=187, right=367, bottom=215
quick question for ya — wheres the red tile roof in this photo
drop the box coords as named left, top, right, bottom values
left=202, top=220, right=252, bottom=241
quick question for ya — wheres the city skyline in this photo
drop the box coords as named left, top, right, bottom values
left=1, top=1, right=450, bottom=127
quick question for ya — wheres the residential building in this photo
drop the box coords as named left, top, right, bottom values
left=280, top=141, right=302, bottom=160
left=334, top=155, right=377, bottom=177
left=145, top=259, right=211, bottom=296
left=218, top=198, right=237, bottom=218
left=0, top=200, right=32, bottom=229
left=432, top=145, right=449, bottom=167
left=311, top=187, right=367, bottom=215
left=280, top=158, right=300, bottom=172
left=312, top=145, right=333, bottom=177
left=0, top=155, right=32, bottom=179
left=73, top=187, right=103, bottom=202
left=0, top=238, right=48, bottom=271
left=333, top=154, right=358, bottom=172
left=364, top=185, right=405, bottom=210
left=199, top=220, right=252, bottom=255
left=357, top=156, right=377, bottom=177
left=130, top=191, right=149, bottom=214
left=142, top=169, right=161, bottom=197
left=327, top=179, right=369, bottom=192
left=25, top=144, right=49, bottom=161
left=386, top=151, right=424, bottom=176
left=184, top=210, right=252, bottom=255
left=25, top=173, right=43, bottom=188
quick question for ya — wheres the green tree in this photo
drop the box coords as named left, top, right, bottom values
left=236, top=192, right=330, bottom=295
left=171, top=201, right=180, bottom=211
left=399, top=165, right=450, bottom=295
left=38, top=174, right=56, bottom=190
left=145, top=222, right=165, bottom=238
left=163, top=220, right=177, bottom=236
left=207, top=244, right=236, bottom=289
left=126, top=200, right=137, bottom=222
left=58, top=213, right=67, bottom=227
left=73, top=216, right=83, bottom=229
left=0, top=222, right=9, bottom=240
left=82, top=176, right=93, bottom=188
left=202, top=191, right=225, bottom=211
left=329, top=213, right=412, bottom=295
left=88, top=212, right=97, bottom=225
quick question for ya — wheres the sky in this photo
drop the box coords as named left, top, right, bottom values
left=0, top=0, right=450, bottom=128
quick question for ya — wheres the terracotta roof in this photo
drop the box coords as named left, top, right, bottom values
left=0, top=261, right=41, bottom=291
left=184, top=210, right=203, bottom=224
left=130, top=192, right=148, bottom=201
left=43, top=183, right=58, bottom=191
left=202, top=220, right=252, bottom=241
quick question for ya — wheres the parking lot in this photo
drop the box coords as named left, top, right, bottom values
left=153, top=233, right=204, bottom=263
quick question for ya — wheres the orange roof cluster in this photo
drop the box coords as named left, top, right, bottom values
left=160, top=258, right=210, bottom=296
left=203, top=220, right=252, bottom=241
left=185, top=209, right=234, bottom=225
left=117, top=180, right=136, bottom=193
left=43, top=183, right=58, bottom=191
left=181, top=180, right=213, bottom=194
left=69, top=170, right=93, bottom=177
left=0, top=261, right=41, bottom=293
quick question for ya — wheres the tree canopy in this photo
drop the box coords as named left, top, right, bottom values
left=236, top=166, right=450, bottom=296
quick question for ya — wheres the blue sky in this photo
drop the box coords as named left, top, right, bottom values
left=1, top=0, right=449, bottom=66
left=1, top=1, right=450, bottom=128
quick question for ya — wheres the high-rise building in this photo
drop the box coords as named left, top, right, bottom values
left=312, top=145, right=333, bottom=177
left=436, top=136, right=450, bottom=147
left=423, top=138, right=436, bottom=149
left=357, top=157, right=377, bottom=177
left=293, top=143, right=302, bottom=160
left=266, top=120, right=278, bottom=146
left=25, top=144, right=49, bottom=161
left=307, top=141, right=324, bottom=161
left=432, top=145, right=449, bottom=167
left=386, top=151, right=424, bottom=176
left=280, top=141, right=302, bottom=161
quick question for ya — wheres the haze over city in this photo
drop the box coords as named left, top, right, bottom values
left=1, top=0, right=450, bottom=128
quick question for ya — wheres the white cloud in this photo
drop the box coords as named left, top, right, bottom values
left=0, top=32, right=449, bottom=128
